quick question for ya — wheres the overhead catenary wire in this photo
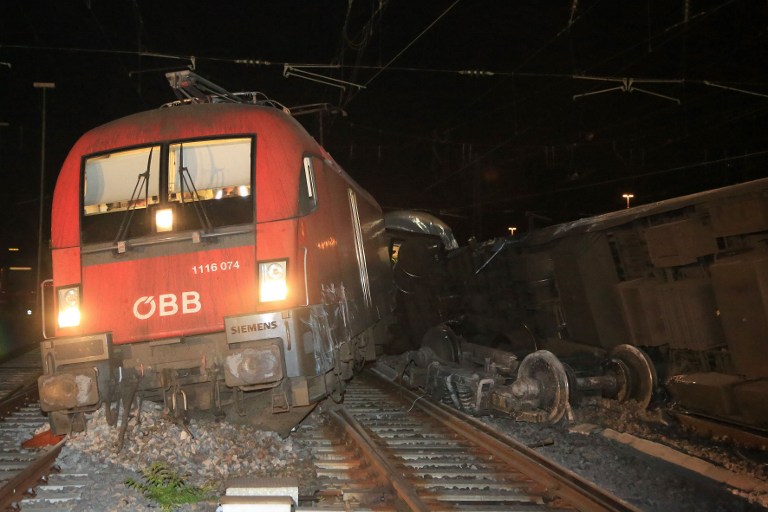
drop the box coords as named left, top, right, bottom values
left=418, top=0, right=756, bottom=194
left=441, top=147, right=768, bottom=214
left=332, top=0, right=391, bottom=108
left=5, top=44, right=765, bottom=93
left=3, top=2, right=763, bottom=222
left=584, top=0, right=739, bottom=75
left=362, top=0, right=463, bottom=88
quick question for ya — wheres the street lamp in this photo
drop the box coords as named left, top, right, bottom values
left=34, top=82, right=55, bottom=301
left=622, top=193, right=634, bottom=209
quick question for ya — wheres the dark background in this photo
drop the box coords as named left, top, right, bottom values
left=1, top=0, right=767, bottom=264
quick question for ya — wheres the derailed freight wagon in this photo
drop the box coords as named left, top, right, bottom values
left=38, top=72, right=393, bottom=435
left=430, top=177, right=768, bottom=429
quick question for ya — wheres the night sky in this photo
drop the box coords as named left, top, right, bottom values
left=1, top=0, right=767, bottom=260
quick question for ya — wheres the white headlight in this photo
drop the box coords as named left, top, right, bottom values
left=155, top=208, right=174, bottom=232
left=57, top=286, right=81, bottom=328
left=259, top=260, right=288, bottom=302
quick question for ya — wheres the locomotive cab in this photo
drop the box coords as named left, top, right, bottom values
left=38, top=74, right=392, bottom=435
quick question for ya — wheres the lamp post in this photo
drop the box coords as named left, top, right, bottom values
left=622, top=193, right=634, bottom=209
left=33, top=82, right=55, bottom=301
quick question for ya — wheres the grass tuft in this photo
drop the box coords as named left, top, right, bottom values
left=125, top=461, right=215, bottom=511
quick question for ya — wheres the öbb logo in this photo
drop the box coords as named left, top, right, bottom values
left=133, top=292, right=202, bottom=320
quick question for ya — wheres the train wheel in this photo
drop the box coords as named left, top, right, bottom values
left=514, top=350, right=570, bottom=424
left=421, top=323, right=461, bottom=364
left=606, top=344, right=657, bottom=408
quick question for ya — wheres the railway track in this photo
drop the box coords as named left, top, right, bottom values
left=0, top=346, right=64, bottom=512
left=0, top=347, right=42, bottom=403
left=0, top=384, right=64, bottom=512
left=0, top=348, right=120, bottom=512
left=295, top=369, right=639, bottom=511
left=0, top=349, right=758, bottom=511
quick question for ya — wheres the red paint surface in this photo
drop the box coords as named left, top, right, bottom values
left=51, top=104, right=317, bottom=250
left=22, top=429, right=65, bottom=448
left=48, top=102, right=389, bottom=346
left=82, top=245, right=257, bottom=343
left=51, top=247, right=81, bottom=287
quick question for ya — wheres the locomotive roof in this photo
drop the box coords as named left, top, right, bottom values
left=78, top=102, right=312, bottom=150
left=51, top=101, right=380, bottom=249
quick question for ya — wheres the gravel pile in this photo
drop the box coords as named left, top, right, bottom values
left=47, top=402, right=316, bottom=511
left=65, top=403, right=314, bottom=486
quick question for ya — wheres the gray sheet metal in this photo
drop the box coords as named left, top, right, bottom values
left=385, top=210, right=459, bottom=250
left=524, top=177, right=768, bottom=246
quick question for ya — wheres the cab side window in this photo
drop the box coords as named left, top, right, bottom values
left=299, top=155, right=319, bottom=215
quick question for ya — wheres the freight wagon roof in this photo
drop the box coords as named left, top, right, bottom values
left=523, top=177, right=768, bottom=246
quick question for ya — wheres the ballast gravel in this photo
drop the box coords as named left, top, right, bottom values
left=482, top=398, right=768, bottom=512
left=26, top=392, right=768, bottom=511
left=48, top=402, right=316, bottom=511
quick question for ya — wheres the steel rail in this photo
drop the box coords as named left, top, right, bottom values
left=330, top=408, right=430, bottom=512
left=0, top=383, right=65, bottom=511
left=0, top=439, right=65, bottom=511
left=672, top=411, right=768, bottom=451
left=0, top=383, right=39, bottom=421
left=364, top=369, right=641, bottom=512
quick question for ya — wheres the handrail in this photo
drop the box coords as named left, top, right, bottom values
left=302, top=246, right=309, bottom=306
left=40, top=279, right=53, bottom=340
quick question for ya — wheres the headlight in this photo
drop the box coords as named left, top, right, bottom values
left=259, top=260, right=288, bottom=302
left=57, top=285, right=81, bottom=328
left=155, top=208, right=174, bottom=232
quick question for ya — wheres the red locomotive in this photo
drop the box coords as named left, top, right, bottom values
left=38, top=72, right=392, bottom=434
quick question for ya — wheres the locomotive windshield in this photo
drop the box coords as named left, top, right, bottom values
left=169, top=139, right=251, bottom=202
left=84, top=146, right=161, bottom=215
left=81, top=137, right=254, bottom=244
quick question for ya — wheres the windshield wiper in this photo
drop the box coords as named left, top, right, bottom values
left=114, top=147, right=153, bottom=245
left=178, top=143, right=214, bottom=232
